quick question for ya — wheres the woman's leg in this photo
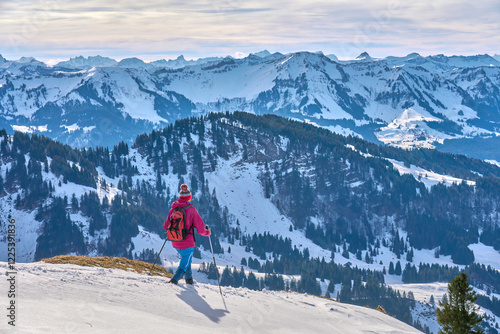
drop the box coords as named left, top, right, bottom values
left=171, top=247, right=194, bottom=282
left=184, top=260, right=193, bottom=280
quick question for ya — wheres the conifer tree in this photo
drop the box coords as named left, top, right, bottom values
left=436, top=273, right=483, bottom=334
left=395, top=261, right=402, bottom=276
left=389, top=261, right=395, bottom=275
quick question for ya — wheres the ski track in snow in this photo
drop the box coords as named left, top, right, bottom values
left=0, top=261, right=422, bottom=334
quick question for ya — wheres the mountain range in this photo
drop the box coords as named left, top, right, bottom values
left=1, top=51, right=500, bottom=160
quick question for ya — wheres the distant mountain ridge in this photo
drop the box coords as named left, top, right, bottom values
left=56, top=55, right=118, bottom=68
left=1, top=51, right=500, bottom=160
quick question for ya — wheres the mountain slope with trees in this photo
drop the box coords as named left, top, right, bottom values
left=1, top=112, right=500, bottom=332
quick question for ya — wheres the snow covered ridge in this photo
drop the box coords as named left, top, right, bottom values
left=345, top=143, right=477, bottom=189
left=387, top=158, right=476, bottom=190
left=1, top=51, right=500, bottom=161
left=0, top=260, right=422, bottom=333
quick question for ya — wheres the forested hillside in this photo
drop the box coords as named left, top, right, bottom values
left=2, top=112, right=500, bottom=333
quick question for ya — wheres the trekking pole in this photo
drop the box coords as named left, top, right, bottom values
left=148, top=238, right=168, bottom=276
left=207, top=226, right=227, bottom=310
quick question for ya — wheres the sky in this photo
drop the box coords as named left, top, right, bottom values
left=0, top=0, right=499, bottom=63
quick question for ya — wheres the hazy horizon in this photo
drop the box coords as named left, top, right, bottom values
left=1, top=0, right=499, bottom=63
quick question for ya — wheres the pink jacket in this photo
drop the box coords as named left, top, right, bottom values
left=164, top=199, right=210, bottom=249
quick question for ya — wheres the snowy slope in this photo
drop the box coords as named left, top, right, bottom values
left=0, top=261, right=422, bottom=334
left=205, top=156, right=332, bottom=260
left=376, top=108, right=455, bottom=149
left=388, top=281, right=500, bottom=334
left=387, top=158, right=476, bottom=189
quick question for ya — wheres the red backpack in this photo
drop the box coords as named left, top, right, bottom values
left=166, top=204, right=194, bottom=241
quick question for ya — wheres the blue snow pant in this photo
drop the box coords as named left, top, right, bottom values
left=172, top=247, right=194, bottom=281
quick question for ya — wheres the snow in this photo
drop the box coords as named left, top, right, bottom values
left=376, top=108, right=454, bottom=149
left=346, top=138, right=476, bottom=190
left=345, top=143, right=475, bottom=191
left=0, top=261, right=422, bottom=333
left=410, top=247, right=456, bottom=269
left=475, top=287, right=500, bottom=329
left=83, top=126, right=96, bottom=133
left=485, top=160, right=500, bottom=168
left=206, top=155, right=331, bottom=260
left=41, top=160, right=96, bottom=203
left=11, top=125, right=33, bottom=133
left=91, top=67, right=169, bottom=124
left=280, top=55, right=294, bottom=65
left=411, top=302, right=440, bottom=334
left=11, top=125, right=49, bottom=134
left=391, top=280, right=500, bottom=333
left=469, top=243, right=500, bottom=271
left=61, top=123, right=80, bottom=133
left=95, top=167, right=120, bottom=203
left=130, top=226, right=184, bottom=266
left=390, top=282, right=448, bottom=304
left=304, top=119, right=361, bottom=138
left=387, top=158, right=475, bottom=189
left=165, top=58, right=278, bottom=105
left=0, top=198, right=42, bottom=263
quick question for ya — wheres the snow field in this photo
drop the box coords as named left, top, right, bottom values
left=0, top=261, right=422, bottom=334
left=387, top=158, right=476, bottom=189
left=205, top=155, right=332, bottom=261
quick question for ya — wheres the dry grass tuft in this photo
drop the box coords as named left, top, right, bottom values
left=41, top=255, right=172, bottom=278
left=316, top=294, right=340, bottom=303
left=375, top=305, right=388, bottom=314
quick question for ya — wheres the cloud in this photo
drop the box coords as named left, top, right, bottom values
left=0, top=0, right=498, bottom=60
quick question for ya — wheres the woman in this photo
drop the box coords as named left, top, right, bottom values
left=164, top=184, right=211, bottom=284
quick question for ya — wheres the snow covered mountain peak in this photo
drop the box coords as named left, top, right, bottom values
left=252, top=50, right=272, bottom=58
left=18, top=56, right=40, bottom=63
left=355, top=51, right=374, bottom=61
left=326, top=53, right=339, bottom=61
left=376, top=108, right=449, bottom=149
left=407, top=52, right=422, bottom=58
left=117, top=57, right=150, bottom=69
left=278, top=50, right=334, bottom=69
left=57, top=55, right=118, bottom=68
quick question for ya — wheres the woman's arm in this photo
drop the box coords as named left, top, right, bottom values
left=191, top=207, right=210, bottom=236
